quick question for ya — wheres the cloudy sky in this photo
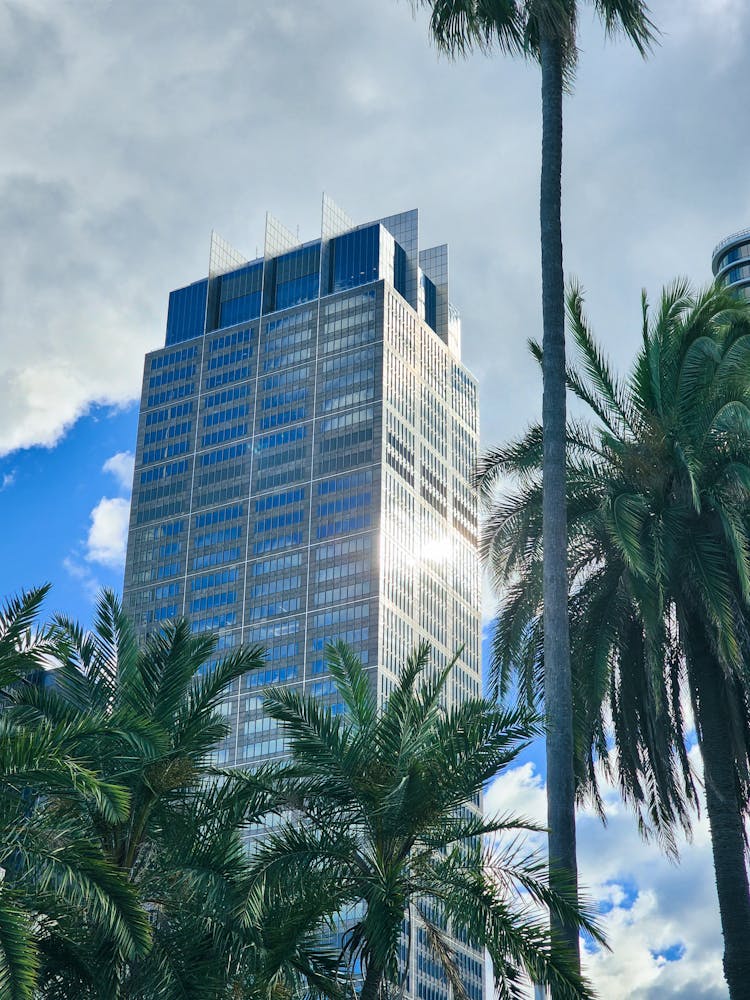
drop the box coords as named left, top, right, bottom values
left=1, top=0, right=746, bottom=994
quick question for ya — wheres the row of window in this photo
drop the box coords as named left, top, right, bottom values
left=192, top=547, right=242, bottom=569
left=317, top=468, right=372, bottom=496
left=137, top=481, right=187, bottom=506
left=246, top=664, right=299, bottom=687
left=254, top=509, right=305, bottom=534
left=140, top=459, right=189, bottom=484
left=134, top=498, right=186, bottom=525
left=320, top=384, right=375, bottom=414
left=203, top=403, right=251, bottom=427
left=247, top=575, right=301, bottom=599
left=143, top=420, right=192, bottom=446
left=258, top=406, right=305, bottom=430
left=252, top=532, right=305, bottom=556
left=190, top=569, right=239, bottom=590
left=193, top=524, right=242, bottom=548
left=262, top=365, right=310, bottom=391
left=262, top=346, right=313, bottom=373
left=262, top=387, right=307, bottom=410
left=195, top=461, right=250, bottom=491
left=204, top=365, right=251, bottom=390
left=316, top=512, right=372, bottom=539
left=191, top=612, right=238, bottom=633
left=319, top=427, right=373, bottom=456
left=247, top=597, right=301, bottom=621
left=150, top=346, right=198, bottom=371
left=208, top=327, right=253, bottom=353
left=148, top=364, right=196, bottom=389
left=195, top=503, right=244, bottom=528
left=134, top=499, right=185, bottom=526
left=203, top=384, right=250, bottom=409
left=256, top=464, right=305, bottom=492
left=257, top=425, right=307, bottom=452
left=315, top=557, right=370, bottom=583
left=190, top=591, right=237, bottom=613
left=250, top=550, right=304, bottom=575
left=200, top=443, right=248, bottom=467
left=144, top=401, right=193, bottom=427
left=255, top=487, right=305, bottom=513
left=140, top=440, right=190, bottom=466
left=200, top=423, right=248, bottom=447
left=241, top=738, right=287, bottom=760
left=147, top=384, right=195, bottom=407
left=312, top=580, right=371, bottom=606
left=193, top=482, right=246, bottom=510
left=206, top=346, right=253, bottom=372
left=315, top=533, right=372, bottom=562
left=318, top=447, right=374, bottom=476
left=317, top=490, right=371, bottom=519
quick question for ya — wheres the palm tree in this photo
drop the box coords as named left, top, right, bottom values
left=9, top=590, right=332, bottom=999
left=253, top=641, right=603, bottom=1000
left=412, top=1, right=655, bottom=984
left=0, top=586, right=150, bottom=1000
left=478, top=282, right=750, bottom=999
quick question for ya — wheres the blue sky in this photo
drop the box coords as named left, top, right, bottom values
left=0, top=404, right=137, bottom=624
left=1, top=0, right=746, bottom=994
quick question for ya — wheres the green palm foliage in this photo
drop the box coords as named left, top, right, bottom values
left=0, top=587, right=149, bottom=1000
left=254, top=641, right=602, bottom=1000
left=0, top=586, right=50, bottom=696
left=414, top=0, right=655, bottom=65
left=412, top=3, right=656, bottom=989
left=478, top=282, right=750, bottom=999
left=7, top=590, right=331, bottom=1000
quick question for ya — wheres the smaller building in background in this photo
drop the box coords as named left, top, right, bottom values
left=712, top=228, right=750, bottom=298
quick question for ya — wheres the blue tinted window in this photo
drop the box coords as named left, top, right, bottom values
left=212, top=262, right=264, bottom=331
left=166, top=280, right=208, bottom=346
left=331, top=225, right=380, bottom=293
left=394, top=241, right=407, bottom=298
left=275, top=245, right=320, bottom=283
left=422, top=274, right=437, bottom=332
left=220, top=262, right=263, bottom=301
left=264, top=245, right=321, bottom=312
left=275, top=272, right=320, bottom=310
left=219, top=291, right=262, bottom=327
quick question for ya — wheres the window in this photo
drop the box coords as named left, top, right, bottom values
left=331, top=225, right=380, bottom=292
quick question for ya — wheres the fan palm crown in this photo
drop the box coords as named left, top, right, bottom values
left=254, top=641, right=602, bottom=1000
left=478, top=281, right=750, bottom=999
left=0, top=587, right=150, bottom=1000
left=8, top=591, right=297, bottom=999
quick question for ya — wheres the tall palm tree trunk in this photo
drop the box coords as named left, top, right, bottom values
left=539, top=29, right=580, bottom=992
left=691, top=632, right=750, bottom=1000
left=360, top=958, right=385, bottom=1000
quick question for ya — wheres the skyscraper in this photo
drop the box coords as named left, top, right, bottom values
left=712, top=228, right=750, bottom=297
left=122, top=196, right=482, bottom=1000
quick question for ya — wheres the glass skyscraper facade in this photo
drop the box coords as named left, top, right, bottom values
left=122, top=196, right=482, bottom=1000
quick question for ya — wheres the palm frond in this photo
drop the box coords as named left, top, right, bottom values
left=0, top=892, right=39, bottom=1000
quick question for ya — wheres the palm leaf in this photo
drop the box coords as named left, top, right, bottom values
left=0, top=892, right=38, bottom=1000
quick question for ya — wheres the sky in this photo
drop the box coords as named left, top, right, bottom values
left=0, top=0, right=747, bottom=994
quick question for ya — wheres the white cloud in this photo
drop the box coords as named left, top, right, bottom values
left=0, top=470, right=15, bottom=491
left=85, top=496, right=130, bottom=568
left=0, top=0, right=747, bottom=461
left=62, top=555, right=101, bottom=603
left=486, top=755, right=725, bottom=1000
left=102, top=451, right=135, bottom=493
